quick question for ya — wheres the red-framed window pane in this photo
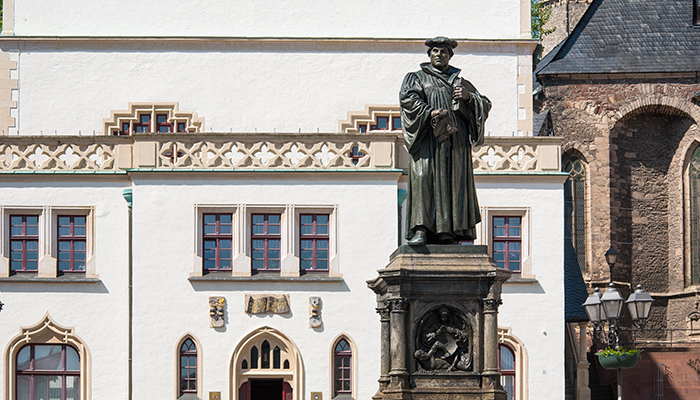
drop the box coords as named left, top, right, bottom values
left=498, top=344, right=515, bottom=400
left=179, top=339, right=197, bottom=395
left=493, top=216, right=521, bottom=272
left=177, top=122, right=187, bottom=132
left=392, top=116, right=402, bottom=130
left=203, top=214, right=232, bottom=271
left=156, top=114, right=173, bottom=132
left=10, top=215, right=39, bottom=272
left=133, top=114, right=150, bottom=133
left=358, top=124, right=367, bottom=133
left=57, top=216, right=86, bottom=273
left=300, top=214, right=329, bottom=271
left=334, top=339, right=352, bottom=396
left=251, top=214, right=281, bottom=271
left=116, top=122, right=130, bottom=136
left=16, top=344, right=80, bottom=400
left=370, top=116, right=389, bottom=131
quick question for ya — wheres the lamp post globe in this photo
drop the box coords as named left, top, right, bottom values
left=600, top=282, right=624, bottom=321
left=625, top=284, right=654, bottom=324
left=583, top=287, right=603, bottom=324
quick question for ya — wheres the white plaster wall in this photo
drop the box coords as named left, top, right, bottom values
left=11, top=0, right=522, bottom=39
left=129, top=177, right=397, bottom=400
left=0, top=180, right=131, bottom=399
left=11, top=46, right=519, bottom=136
left=477, top=180, right=566, bottom=400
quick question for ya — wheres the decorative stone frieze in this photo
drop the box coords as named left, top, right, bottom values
left=0, top=134, right=563, bottom=174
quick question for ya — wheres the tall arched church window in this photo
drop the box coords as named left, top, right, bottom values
left=498, top=344, right=516, bottom=400
left=333, top=338, right=352, bottom=397
left=179, top=339, right=198, bottom=396
left=563, top=154, right=587, bottom=272
left=689, top=146, right=700, bottom=285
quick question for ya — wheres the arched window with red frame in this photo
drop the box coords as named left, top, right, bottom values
left=16, top=344, right=80, bottom=400
left=498, top=344, right=515, bottom=400
left=333, top=338, right=352, bottom=397
left=179, top=339, right=197, bottom=396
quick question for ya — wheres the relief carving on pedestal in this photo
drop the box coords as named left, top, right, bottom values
left=414, top=307, right=473, bottom=372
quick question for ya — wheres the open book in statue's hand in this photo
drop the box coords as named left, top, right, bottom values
left=431, top=114, right=458, bottom=143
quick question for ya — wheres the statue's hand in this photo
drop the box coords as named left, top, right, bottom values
left=426, top=332, right=436, bottom=341
left=430, top=109, right=448, bottom=119
left=453, top=85, right=472, bottom=101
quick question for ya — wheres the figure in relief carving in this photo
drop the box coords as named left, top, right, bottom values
left=415, top=307, right=472, bottom=372
left=400, top=36, right=491, bottom=245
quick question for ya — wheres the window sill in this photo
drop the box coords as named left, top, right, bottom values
left=0, top=274, right=101, bottom=283
left=189, top=272, right=343, bottom=283
left=504, top=275, right=538, bottom=284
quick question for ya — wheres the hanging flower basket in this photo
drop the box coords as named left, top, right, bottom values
left=597, top=349, right=640, bottom=370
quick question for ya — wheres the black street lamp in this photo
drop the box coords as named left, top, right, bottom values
left=582, top=247, right=654, bottom=400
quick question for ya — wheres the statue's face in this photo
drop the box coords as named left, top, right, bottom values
left=429, top=47, right=451, bottom=72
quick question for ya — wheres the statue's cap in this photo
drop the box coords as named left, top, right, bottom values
left=425, top=36, right=458, bottom=49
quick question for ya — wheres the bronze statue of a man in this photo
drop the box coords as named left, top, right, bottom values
left=400, top=36, right=491, bottom=245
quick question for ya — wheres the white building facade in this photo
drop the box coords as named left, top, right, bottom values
left=0, top=1, right=565, bottom=400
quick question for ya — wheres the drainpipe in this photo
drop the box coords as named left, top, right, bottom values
left=122, top=189, right=133, bottom=400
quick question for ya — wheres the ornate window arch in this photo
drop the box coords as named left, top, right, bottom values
left=498, top=326, right=528, bottom=400
left=175, top=333, right=202, bottom=400
left=230, top=327, right=302, bottom=400
left=329, top=334, right=356, bottom=399
left=563, top=151, right=588, bottom=273
left=4, top=313, right=91, bottom=400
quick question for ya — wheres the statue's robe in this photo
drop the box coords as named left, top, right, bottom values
left=400, top=62, right=491, bottom=241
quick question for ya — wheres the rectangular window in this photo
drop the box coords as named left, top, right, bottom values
left=203, top=214, right=232, bottom=271
left=251, top=214, right=281, bottom=271
left=118, top=122, right=130, bottom=136
left=358, top=124, right=367, bottom=133
left=493, top=216, right=521, bottom=272
left=134, top=114, right=150, bottom=133
left=392, top=116, right=402, bottom=130
left=370, top=116, right=389, bottom=131
left=57, top=216, right=87, bottom=273
left=300, top=214, right=329, bottom=271
left=177, top=122, right=187, bottom=133
left=156, top=114, right=172, bottom=132
left=10, top=215, right=39, bottom=272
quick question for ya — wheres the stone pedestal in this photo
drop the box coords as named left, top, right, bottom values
left=367, top=245, right=510, bottom=400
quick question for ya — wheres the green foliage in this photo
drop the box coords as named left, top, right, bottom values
left=531, top=0, right=556, bottom=41
left=596, top=347, right=641, bottom=357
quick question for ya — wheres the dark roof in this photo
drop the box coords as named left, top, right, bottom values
left=533, top=110, right=550, bottom=136
left=538, top=0, right=700, bottom=75
left=565, top=237, right=589, bottom=322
